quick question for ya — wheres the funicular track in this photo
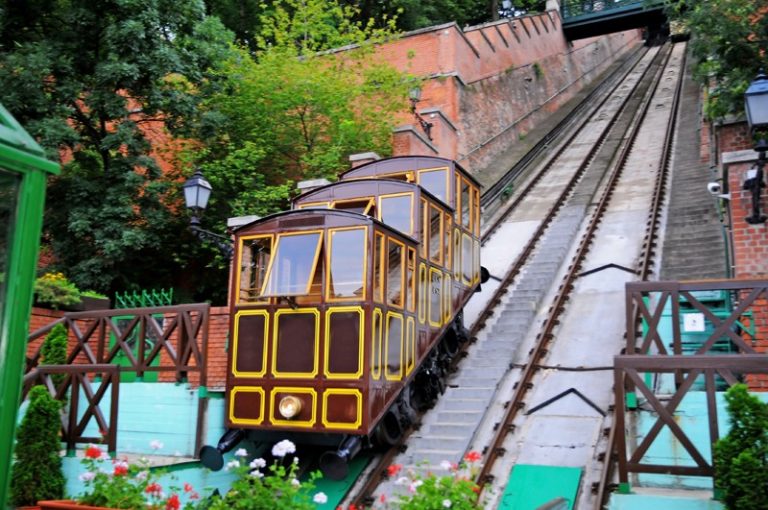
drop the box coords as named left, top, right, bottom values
left=340, top=42, right=686, bottom=508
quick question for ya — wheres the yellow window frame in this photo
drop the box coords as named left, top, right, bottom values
left=460, top=176, right=472, bottom=229
left=474, top=239, right=481, bottom=284
left=386, top=237, right=406, bottom=309
left=377, top=191, right=414, bottom=236
left=231, top=309, right=269, bottom=378
left=384, top=311, right=404, bottom=381
left=371, top=308, right=383, bottom=379
left=407, top=247, right=416, bottom=313
left=461, top=233, right=474, bottom=287
left=428, top=268, right=443, bottom=328
left=418, top=263, right=427, bottom=324
left=324, top=306, right=364, bottom=380
left=296, top=201, right=330, bottom=209
left=331, top=197, right=375, bottom=216
left=417, top=166, right=450, bottom=204
left=443, top=275, right=452, bottom=324
left=325, top=226, right=368, bottom=302
left=260, top=230, right=323, bottom=297
left=420, top=198, right=428, bottom=259
left=236, top=234, right=273, bottom=305
left=228, top=386, right=265, bottom=426
left=373, top=232, right=385, bottom=303
left=321, top=389, right=363, bottom=430
left=271, top=308, right=320, bottom=378
left=453, top=228, right=461, bottom=280
left=428, top=202, right=444, bottom=266
left=269, top=387, right=317, bottom=427
left=405, top=317, right=416, bottom=376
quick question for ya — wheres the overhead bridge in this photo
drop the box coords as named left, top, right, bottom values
left=560, top=0, right=667, bottom=40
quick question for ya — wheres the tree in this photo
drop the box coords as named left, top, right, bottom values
left=195, top=0, right=412, bottom=234
left=0, top=0, right=234, bottom=299
left=713, top=384, right=768, bottom=510
left=669, top=0, right=768, bottom=120
left=41, top=324, right=68, bottom=388
left=10, top=386, right=65, bottom=507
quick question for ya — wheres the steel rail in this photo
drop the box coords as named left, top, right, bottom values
left=592, top=43, right=687, bottom=509
left=473, top=42, right=677, bottom=488
left=480, top=47, right=649, bottom=246
left=479, top=45, right=649, bottom=210
left=471, top=48, right=660, bottom=340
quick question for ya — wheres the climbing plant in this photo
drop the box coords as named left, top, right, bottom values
left=713, top=384, right=768, bottom=510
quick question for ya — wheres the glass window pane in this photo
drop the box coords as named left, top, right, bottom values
left=374, top=233, right=384, bottom=303
left=407, top=248, right=415, bottom=312
left=0, top=169, right=20, bottom=322
left=461, top=179, right=471, bottom=227
left=262, top=232, right=322, bottom=296
left=386, top=239, right=403, bottom=307
left=239, top=237, right=272, bottom=302
left=379, top=194, right=413, bottom=235
left=429, top=270, right=442, bottom=326
left=328, top=228, right=365, bottom=299
left=462, top=234, right=473, bottom=284
left=333, top=198, right=373, bottom=215
left=418, top=168, right=448, bottom=203
left=429, top=205, right=442, bottom=264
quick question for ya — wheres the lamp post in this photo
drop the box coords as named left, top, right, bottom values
left=743, top=72, right=768, bottom=224
left=182, top=169, right=234, bottom=258
left=408, top=87, right=433, bottom=141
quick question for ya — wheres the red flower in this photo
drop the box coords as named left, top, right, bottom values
left=189, top=492, right=200, bottom=500
left=113, top=465, right=128, bottom=476
left=472, top=485, right=481, bottom=495
left=386, top=464, right=403, bottom=477
left=380, top=493, right=387, bottom=503
left=165, top=493, right=180, bottom=510
left=183, top=482, right=194, bottom=493
left=145, top=482, right=163, bottom=496
left=85, top=445, right=103, bottom=459
left=464, top=451, right=482, bottom=463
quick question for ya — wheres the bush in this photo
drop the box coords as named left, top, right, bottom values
left=34, top=272, right=81, bottom=309
left=10, top=385, right=66, bottom=506
left=41, top=323, right=69, bottom=387
left=713, top=384, right=768, bottom=510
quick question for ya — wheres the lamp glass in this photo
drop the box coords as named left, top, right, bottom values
left=408, top=87, right=422, bottom=102
left=744, top=75, right=768, bottom=131
left=183, top=171, right=212, bottom=211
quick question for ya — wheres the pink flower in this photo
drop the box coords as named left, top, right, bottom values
left=183, top=483, right=193, bottom=493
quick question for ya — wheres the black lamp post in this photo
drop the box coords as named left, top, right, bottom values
left=409, top=87, right=433, bottom=141
left=182, top=169, right=234, bottom=258
left=743, top=72, right=768, bottom=224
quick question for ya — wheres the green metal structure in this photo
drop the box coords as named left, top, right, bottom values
left=0, top=103, right=59, bottom=508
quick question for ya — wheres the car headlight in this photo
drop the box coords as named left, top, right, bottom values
left=278, top=395, right=303, bottom=419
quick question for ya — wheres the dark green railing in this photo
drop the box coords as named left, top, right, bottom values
left=561, top=0, right=662, bottom=20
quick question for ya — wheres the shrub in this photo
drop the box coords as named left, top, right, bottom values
left=713, top=384, right=768, bottom=510
left=41, top=323, right=69, bottom=387
left=10, top=385, right=66, bottom=506
left=34, top=272, right=81, bottom=309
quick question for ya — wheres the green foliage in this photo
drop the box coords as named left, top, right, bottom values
left=533, top=62, right=543, bottom=79
left=10, top=385, right=65, bottom=507
left=196, top=0, right=411, bottom=233
left=208, top=442, right=323, bottom=510
left=339, top=0, right=491, bottom=31
left=41, top=323, right=69, bottom=387
left=668, top=0, right=768, bottom=120
left=34, top=272, right=81, bottom=309
left=0, top=0, right=235, bottom=300
left=713, top=384, right=768, bottom=510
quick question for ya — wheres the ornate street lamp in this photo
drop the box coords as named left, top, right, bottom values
left=408, top=86, right=433, bottom=141
left=182, top=169, right=234, bottom=258
left=743, top=72, right=768, bottom=224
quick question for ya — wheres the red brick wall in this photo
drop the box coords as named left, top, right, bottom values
left=722, top=127, right=768, bottom=390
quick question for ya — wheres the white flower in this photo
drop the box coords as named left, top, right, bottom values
left=408, top=479, right=424, bottom=493
left=234, top=448, right=248, bottom=457
left=149, top=439, right=164, bottom=450
left=249, top=458, right=267, bottom=469
left=291, top=478, right=301, bottom=487
left=313, top=492, right=328, bottom=504
left=135, top=471, right=148, bottom=481
left=99, top=452, right=111, bottom=461
left=78, top=471, right=96, bottom=482
left=395, top=476, right=410, bottom=486
left=249, top=470, right=264, bottom=478
left=440, top=460, right=453, bottom=471
left=271, top=439, right=296, bottom=458
left=225, top=459, right=240, bottom=471
left=293, top=456, right=300, bottom=464
left=442, top=499, right=452, bottom=508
